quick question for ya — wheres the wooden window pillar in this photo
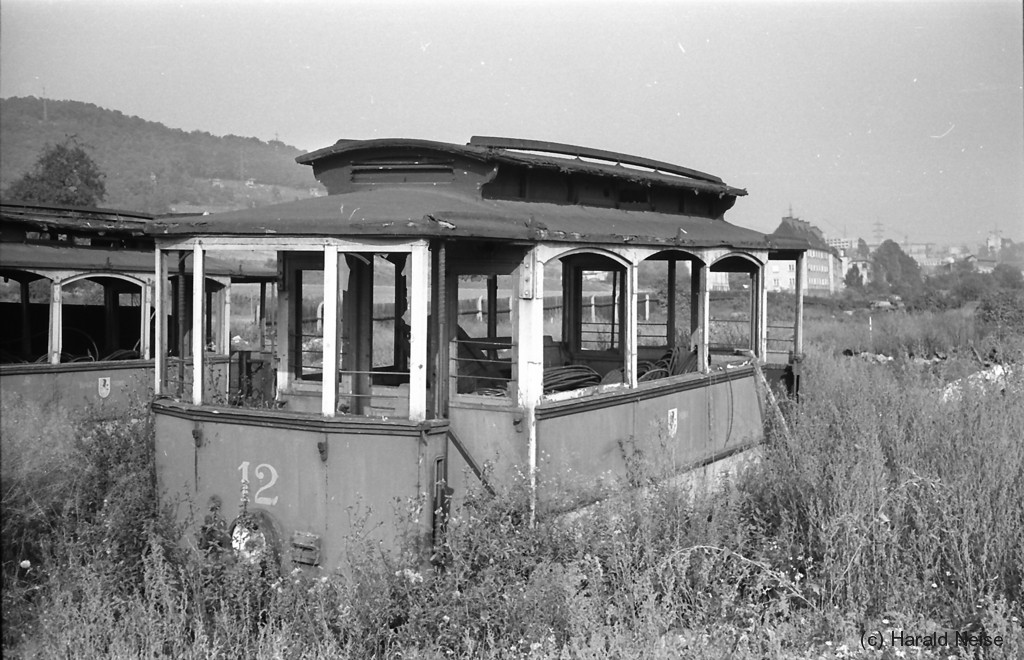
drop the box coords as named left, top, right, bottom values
left=408, top=243, right=429, bottom=421
left=666, top=259, right=677, bottom=347
left=794, top=252, right=806, bottom=356
left=756, top=265, right=768, bottom=359
left=321, top=246, right=340, bottom=416
left=48, top=280, right=63, bottom=364
left=191, top=244, right=205, bottom=405
left=275, top=254, right=291, bottom=396
left=695, top=262, right=709, bottom=372
left=625, top=259, right=638, bottom=387
left=154, top=250, right=166, bottom=393
left=141, top=280, right=152, bottom=360
left=515, top=248, right=544, bottom=523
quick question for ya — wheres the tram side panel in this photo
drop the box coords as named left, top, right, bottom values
left=0, top=363, right=152, bottom=419
left=153, top=407, right=446, bottom=571
left=446, top=403, right=528, bottom=501
left=533, top=368, right=763, bottom=508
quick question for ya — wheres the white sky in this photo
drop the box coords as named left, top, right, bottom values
left=2, top=0, right=1021, bottom=246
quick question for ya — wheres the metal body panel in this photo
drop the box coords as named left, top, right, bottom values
left=0, top=360, right=151, bottom=417
left=446, top=402, right=525, bottom=496
left=153, top=402, right=447, bottom=570
left=534, top=368, right=762, bottom=505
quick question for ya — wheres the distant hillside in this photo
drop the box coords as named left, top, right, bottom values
left=0, top=97, right=324, bottom=214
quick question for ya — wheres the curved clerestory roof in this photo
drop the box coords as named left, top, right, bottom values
left=147, top=137, right=804, bottom=253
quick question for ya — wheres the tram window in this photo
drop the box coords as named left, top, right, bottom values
left=452, top=273, right=514, bottom=396
left=578, top=270, right=622, bottom=351
left=542, top=254, right=627, bottom=391
left=291, top=265, right=326, bottom=380
left=279, top=251, right=420, bottom=416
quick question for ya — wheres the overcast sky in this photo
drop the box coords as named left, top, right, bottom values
left=2, top=0, right=1021, bottom=247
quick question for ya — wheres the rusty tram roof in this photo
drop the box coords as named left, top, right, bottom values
left=148, top=186, right=775, bottom=250
left=1, top=201, right=153, bottom=236
left=148, top=136, right=797, bottom=252
left=297, top=136, right=748, bottom=198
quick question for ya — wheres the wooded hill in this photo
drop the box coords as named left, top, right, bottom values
left=0, top=97, right=323, bottom=214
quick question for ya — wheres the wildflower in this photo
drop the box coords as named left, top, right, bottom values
left=396, top=568, right=423, bottom=584
left=19, top=560, right=31, bottom=570
left=931, top=582, right=938, bottom=589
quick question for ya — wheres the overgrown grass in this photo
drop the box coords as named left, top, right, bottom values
left=3, top=315, right=1023, bottom=658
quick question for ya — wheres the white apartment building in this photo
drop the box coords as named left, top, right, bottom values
left=768, top=216, right=843, bottom=295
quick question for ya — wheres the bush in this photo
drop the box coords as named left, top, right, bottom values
left=1, top=398, right=166, bottom=650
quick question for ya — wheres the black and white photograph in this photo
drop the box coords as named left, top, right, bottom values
left=2, top=1, right=1022, bottom=657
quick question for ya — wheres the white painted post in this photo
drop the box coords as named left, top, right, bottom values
left=191, top=244, right=205, bottom=405
left=476, top=295, right=483, bottom=322
left=516, top=249, right=544, bottom=525
left=644, top=292, right=650, bottom=322
left=154, top=249, right=164, bottom=393
left=321, top=246, right=339, bottom=416
left=222, top=282, right=232, bottom=357
left=141, top=281, right=152, bottom=360
left=697, top=263, right=710, bottom=372
left=48, top=280, right=63, bottom=364
left=276, top=258, right=291, bottom=395
left=757, top=266, right=768, bottom=359
left=408, top=243, right=429, bottom=421
left=625, top=262, right=638, bottom=387
left=794, top=253, right=805, bottom=356
left=590, top=295, right=596, bottom=323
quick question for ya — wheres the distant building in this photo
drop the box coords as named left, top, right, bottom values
left=976, top=257, right=998, bottom=274
left=767, top=215, right=843, bottom=294
left=843, top=256, right=873, bottom=285
left=826, top=236, right=855, bottom=252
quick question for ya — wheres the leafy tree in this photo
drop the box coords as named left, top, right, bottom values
left=992, top=263, right=1024, bottom=290
left=871, top=240, right=921, bottom=295
left=856, top=238, right=871, bottom=259
left=978, top=289, right=1024, bottom=339
left=998, top=241, right=1024, bottom=268
left=5, top=137, right=106, bottom=206
left=844, top=264, right=863, bottom=289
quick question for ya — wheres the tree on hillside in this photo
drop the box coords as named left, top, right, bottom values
left=5, top=137, right=106, bottom=206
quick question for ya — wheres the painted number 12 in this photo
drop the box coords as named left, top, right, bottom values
left=237, top=461, right=280, bottom=506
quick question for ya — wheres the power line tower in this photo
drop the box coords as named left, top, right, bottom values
left=872, top=221, right=885, bottom=244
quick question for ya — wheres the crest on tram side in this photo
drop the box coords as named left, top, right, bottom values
left=97, top=377, right=111, bottom=399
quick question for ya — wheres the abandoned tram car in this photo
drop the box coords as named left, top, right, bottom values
left=148, top=137, right=808, bottom=567
left=0, top=202, right=273, bottom=415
